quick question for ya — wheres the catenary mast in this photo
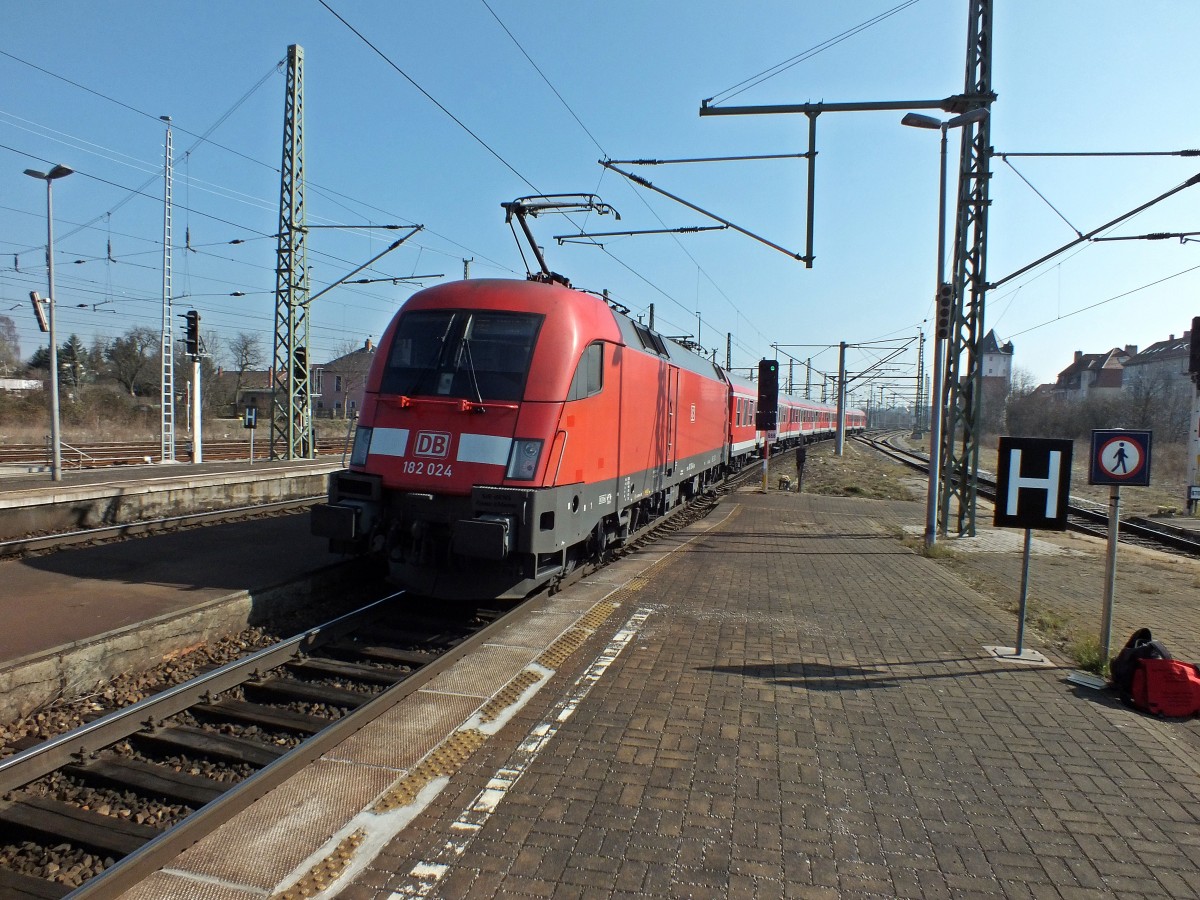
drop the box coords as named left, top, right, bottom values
left=159, top=117, right=175, bottom=462
left=941, top=0, right=995, bottom=536
left=270, top=44, right=312, bottom=460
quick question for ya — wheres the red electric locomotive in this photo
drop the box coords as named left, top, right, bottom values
left=312, top=278, right=730, bottom=599
left=312, top=277, right=866, bottom=600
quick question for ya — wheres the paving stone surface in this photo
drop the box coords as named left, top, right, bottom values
left=344, top=491, right=1200, bottom=900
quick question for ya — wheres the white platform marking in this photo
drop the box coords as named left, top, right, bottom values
left=387, top=608, right=653, bottom=898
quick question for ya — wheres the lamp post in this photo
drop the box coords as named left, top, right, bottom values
left=24, top=164, right=74, bottom=482
left=901, top=108, right=988, bottom=548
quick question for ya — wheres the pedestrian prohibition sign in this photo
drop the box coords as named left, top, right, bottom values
left=1089, top=429, right=1152, bottom=486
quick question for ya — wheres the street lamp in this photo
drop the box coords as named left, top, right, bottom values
left=901, top=108, right=988, bottom=548
left=25, top=164, right=74, bottom=482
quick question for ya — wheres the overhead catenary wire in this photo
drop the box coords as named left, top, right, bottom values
left=480, top=0, right=607, bottom=158
left=0, top=49, right=281, bottom=172
left=1005, top=263, right=1200, bottom=340
left=317, top=0, right=541, bottom=195
left=438, top=0, right=779, bottom=357
left=999, top=155, right=1083, bottom=239
left=8, top=9, right=833, bottom=378
left=6, top=5, right=778, bottom=373
left=3, top=50, right=514, bottom=280
left=704, top=0, right=924, bottom=106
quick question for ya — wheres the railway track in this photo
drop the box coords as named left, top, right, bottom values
left=0, top=452, right=751, bottom=897
left=0, top=439, right=349, bottom=470
left=857, top=432, right=1200, bottom=558
left=0, top=592, right=506, bottom=899
left=0, top=497, right=324, bottom=559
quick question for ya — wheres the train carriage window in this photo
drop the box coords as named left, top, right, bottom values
left=381, top=309, right=543, bottom=401
left=568, top=342, right=604, bottom=400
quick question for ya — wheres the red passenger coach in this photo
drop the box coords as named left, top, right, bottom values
left=727, top=376, right=762, bottom=467
left=312, top=279, right=730, bottom=599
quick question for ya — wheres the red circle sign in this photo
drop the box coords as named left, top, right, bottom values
left=1096, top=435, right=1144, bottom=480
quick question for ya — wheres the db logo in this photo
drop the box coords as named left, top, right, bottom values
left=413, top=431, right=451, bottom=458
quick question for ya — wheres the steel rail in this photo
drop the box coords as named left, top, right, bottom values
left=0, top=438, right=347, bottom=468
left=0, top=596, right=397, bottom=797
left=0, top=496, right=325, bottom=557
left=858, top=434, right=1200, bottom=557
left=64, top=588, right=558, bottom=900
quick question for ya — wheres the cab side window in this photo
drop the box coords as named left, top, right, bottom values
left=568, top=342, right=604, bottom=401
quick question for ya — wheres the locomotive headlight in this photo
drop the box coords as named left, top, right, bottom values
left=505, top=438, right=543, bottom=480
left=349, top=426, right=373, bottom=467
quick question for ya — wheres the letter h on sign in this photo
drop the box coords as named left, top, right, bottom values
left=993, top=437, right=1074, bottom=531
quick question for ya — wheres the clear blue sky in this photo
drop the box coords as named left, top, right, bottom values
left=3, top=1, right=1197, bottom=406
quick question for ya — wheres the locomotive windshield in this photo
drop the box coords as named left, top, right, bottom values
left=380, top=309, right=543, bottom=402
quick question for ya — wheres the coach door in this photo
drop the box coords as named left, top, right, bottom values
left=666, top=364, right=680, bottom=477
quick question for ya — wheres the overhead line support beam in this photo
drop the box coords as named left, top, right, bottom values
left=600, top=160, right=809, bottom=263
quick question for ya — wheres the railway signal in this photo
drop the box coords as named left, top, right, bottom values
left=184, top=310, right=200, bottom=357
left=29, top=291, right=48, bottom=333
left=756, top=358, right=778, bottom=430
left=179, top=309, right=203, bottom=463
left=934, top=283, right=953, bottom=339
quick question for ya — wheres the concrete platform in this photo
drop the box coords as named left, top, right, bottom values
left=116, top=491, right=1200, bottom=900
left=0, top=511, right=363, bottom=721
left=0, top=457, right=340, bottom=540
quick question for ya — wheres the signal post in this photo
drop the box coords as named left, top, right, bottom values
left=1188, top=318, right=1200, bottom=514
left=184, top=310, right=203, bottom=464
left=757, top=359, right=779, bottom=492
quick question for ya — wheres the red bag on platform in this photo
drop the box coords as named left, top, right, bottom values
left=1130, top=659, right=1200, bottom=717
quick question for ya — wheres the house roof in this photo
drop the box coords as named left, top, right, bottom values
left=211, top=369, right=273, bottom=390
left=980, top=329, right=1013, bottom=355
left=1123, top=330, right=1191, bottom=368
left=1051, top=347, right=1133, bottom=392
left=319, top=339, right=376, bottom=373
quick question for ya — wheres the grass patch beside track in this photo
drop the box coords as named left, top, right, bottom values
left=790, top=440, right=919, bottom=502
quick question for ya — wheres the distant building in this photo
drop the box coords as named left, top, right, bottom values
left=0, top=377, right=42, bottom=393
left=980, top=329, right=1014, bottom=385
left=1121, top=330, right=1191, bottom=391
left=313, top=338, right=376, bottom=418
left=1050, top=346, right=1134, bottom=400
left=977, top=330, right=1015, bottom=432
left=209, top=368, right=274, bottom=417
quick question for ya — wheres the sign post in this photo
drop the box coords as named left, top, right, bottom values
left=1089, top=429, right=1152, bottom=666
left=991, top=436, right=1073, bottom=662
left=244, top=406, right=258, bottom=463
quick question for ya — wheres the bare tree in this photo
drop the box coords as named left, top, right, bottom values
left=1118, top=367, right=1191, bottom=442
left=104, top=326, right=159, bottom=396
left=230, top=332, right=265, bottom=372
left=1009, top=366, right=1039, bottom=397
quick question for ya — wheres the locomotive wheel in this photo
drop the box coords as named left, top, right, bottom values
left=589, top=520, right=609, bottom=562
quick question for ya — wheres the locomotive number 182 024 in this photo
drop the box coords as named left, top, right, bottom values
left=401, top=460, right=454, bottom=477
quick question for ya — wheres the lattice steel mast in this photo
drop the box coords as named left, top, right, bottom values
left=159, top=117, right=176, bottom=461
left=270, top=44, right=311, bottom=460
left=941, top=0, right=996, bottom=536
